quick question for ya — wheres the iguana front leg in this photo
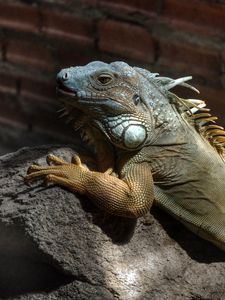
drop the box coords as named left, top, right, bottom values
left=25, top=154, right=154, bottom=218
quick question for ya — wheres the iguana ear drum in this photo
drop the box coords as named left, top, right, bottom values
left=123, top=124, right=147, bottom=149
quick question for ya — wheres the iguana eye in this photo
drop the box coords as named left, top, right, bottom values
left=97, top=74, right=113, bottom=85
left=132, top=94, right=140, bottom=105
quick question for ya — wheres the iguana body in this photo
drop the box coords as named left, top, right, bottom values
left=25, top=61, right=225, bottom=250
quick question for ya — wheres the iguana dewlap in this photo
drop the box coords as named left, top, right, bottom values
left=25, top=61, right=225, bottom=251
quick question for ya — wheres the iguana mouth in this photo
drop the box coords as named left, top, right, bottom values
left=56, top=81, right=77, bottom=97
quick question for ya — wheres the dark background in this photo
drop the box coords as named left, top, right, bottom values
left=0, top=0, right=225, bottom=154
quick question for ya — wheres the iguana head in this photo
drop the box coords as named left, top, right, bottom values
left=57, top=61, right=155, bottom=150
left=56, top=61, right=208, bottom=151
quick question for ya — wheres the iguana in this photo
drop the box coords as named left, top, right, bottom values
left=25, top=61, right=225, bottom=251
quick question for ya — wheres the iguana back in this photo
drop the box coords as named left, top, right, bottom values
left=148, top=132, right=225, bottom=250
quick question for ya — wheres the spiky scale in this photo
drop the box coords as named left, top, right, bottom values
left=195, top=116, right=218, bottom=125
left=208, top=130, right=225, bottom=137
left=57, top=107, right=66, bottom=113
left=214, top=136, right=225, bottom=143
left=204, top=125, right=224, bottom=131
left=59, top=111, right=69, bottom=118
left=192, top=113, right=212, bottom=119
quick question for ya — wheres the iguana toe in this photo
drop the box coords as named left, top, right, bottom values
left=46, top=154, right=68, bottom=165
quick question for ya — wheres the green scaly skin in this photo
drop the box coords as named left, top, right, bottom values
left=25, top=61, right=225, bottom=251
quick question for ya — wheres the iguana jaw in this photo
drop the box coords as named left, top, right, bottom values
left=58, top=96, right=150, bottom=151
left=56, top=75, right=77, bottom=96
left=57, top=85, right=129, bottom=114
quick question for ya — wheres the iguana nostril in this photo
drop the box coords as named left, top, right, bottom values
left=62, top=72, right=69, bottom=81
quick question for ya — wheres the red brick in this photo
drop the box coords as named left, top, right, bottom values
left=99, top=0, right=157, bottom=16
left=56, top=44, right=96, bottom=69
left=162, top=0, right=225, bottom=36
left=6, top=39, right=55, bottom=72
left=20, top=76, right=55, bottom=104
left=222, top=51, right=225, bottom=73
left=0, top=39, right=2, bottom=61
left=222, top=75, right=225, bottom=90
left=41, top=10, right=94, bottom=45
left=32, top=121, right=79, bottom=146
left=19, top=97, right=77, bottom=142
left=158, top=41, right=220, bottom=76
left=222, top=51, right=225, bottom=88
left=82, top=0, right=98, bottom=5
left=76, top=0, right=98, bottom=6
left=196, top=85, right=225, bottom=118
left=0, top=114, right=27, bottom=130
left=0, top=72, right=18, bottom=95
left=98, top=20, right=155, bottom=62
left=0, top=2, right=39, bottom=33
left=32, top=112, right=76, bottom=138
left=0, top=95, right=27, bottom=129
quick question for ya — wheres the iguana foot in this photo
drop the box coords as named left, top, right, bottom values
left=25, top=154, right=89, bottom=193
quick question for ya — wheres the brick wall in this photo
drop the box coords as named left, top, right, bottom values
left=0, top=0, right=225, bottom=153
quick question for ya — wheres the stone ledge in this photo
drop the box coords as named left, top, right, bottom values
left=1, top=146, right=225, bottom=299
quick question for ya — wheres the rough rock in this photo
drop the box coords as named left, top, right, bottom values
left=1, top=146, right=225, bottom=300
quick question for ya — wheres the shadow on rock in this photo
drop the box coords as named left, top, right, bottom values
left=151, top=206, right=225, bottom=263
left=0, top=222, right=74, bottom=299
left=80, top=195, right=137, bottom=245
left=94, top=215, right=137, bottom=245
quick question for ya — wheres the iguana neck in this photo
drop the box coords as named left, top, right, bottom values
left=79, top=124, right=116, bottom=173
left=138, top=74, right=189, bottom=146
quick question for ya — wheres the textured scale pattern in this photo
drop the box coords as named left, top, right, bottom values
left=25, top=61, right=225, bottom=251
